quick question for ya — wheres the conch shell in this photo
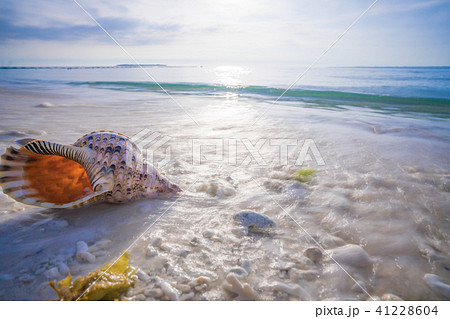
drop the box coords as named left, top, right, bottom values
left=0, top=131, right=180, bottom=208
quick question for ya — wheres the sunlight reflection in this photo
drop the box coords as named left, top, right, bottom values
left=213, top=65, right=249, bottom=88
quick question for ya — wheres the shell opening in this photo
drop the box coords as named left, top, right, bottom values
left=24, top=152, right=94, bottom=205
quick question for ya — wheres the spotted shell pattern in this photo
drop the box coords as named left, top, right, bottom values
left=0, top=131, right=180, bottom=209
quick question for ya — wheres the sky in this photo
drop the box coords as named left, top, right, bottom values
left=0, top=0, right=449, bottom=66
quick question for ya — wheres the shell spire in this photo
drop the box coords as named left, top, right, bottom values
left=0, top=131, right=180, bottom=209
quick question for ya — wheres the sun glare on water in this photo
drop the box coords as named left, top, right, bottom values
left=213, top=65, right=250, bottom=88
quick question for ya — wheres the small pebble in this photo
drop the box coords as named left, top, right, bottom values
left=233, top=211, right=276, bottom=233
left=329, top=244, right=372, bottom=268
left=160, top=243, right=171, bottom=252
left=190, top=237, right=200, bottom=246
left=194, top=283, right=208, bottom=293
left=193, top=276, right=211, bottom=293
left=136, top=269, right=151, bottom=282
left=160, top=282, right=179, bottom=301
left=196, top=276, right=211, bottom=285
left=145, top=246, right=159, bottom=258
left=175, top=283, right=192, bottom=293
left=76, top=251, right=96, bottom=263
left=263, top=180, right=283, bottom=192
left=304, top=247, right=323, bottom=263
left=76, top=241, right=89, bottom=252
left=203, top=230, right=214, bottom=238
left=152, top=238, right=163, bottom=248
left=178, top=250, right=190, bottom=258
left=144, top=287, right=163, bottom=298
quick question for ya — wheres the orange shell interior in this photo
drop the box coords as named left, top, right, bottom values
left=24, top=152, right=94, bottom=205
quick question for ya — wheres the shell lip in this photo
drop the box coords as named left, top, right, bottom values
left=15, top=138, right=38, bottom=146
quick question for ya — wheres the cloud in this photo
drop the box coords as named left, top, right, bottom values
left=0, top=0, right=181, bottom=45
left=370, top=0, right=450, bottom=15
left=0, top=18, right=180, bottom=45
left=0, top=0, right=449, bottom=66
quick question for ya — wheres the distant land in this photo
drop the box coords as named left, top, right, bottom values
left=116, top=64, right=167, bottom=67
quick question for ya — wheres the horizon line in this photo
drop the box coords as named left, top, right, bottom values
left=1, top=64, right=449, bottom=70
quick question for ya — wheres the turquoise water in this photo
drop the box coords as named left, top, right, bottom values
left=83, top=81, right=450, bottom=116
left=1, top=65, right=449, bottom=118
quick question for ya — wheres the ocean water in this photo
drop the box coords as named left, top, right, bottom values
left=0, top=65, right=449, bottom=300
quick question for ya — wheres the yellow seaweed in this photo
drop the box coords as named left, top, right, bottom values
left=292, top=168, right=317, bottom=183
left=49, top=251, right=137, bottom=301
